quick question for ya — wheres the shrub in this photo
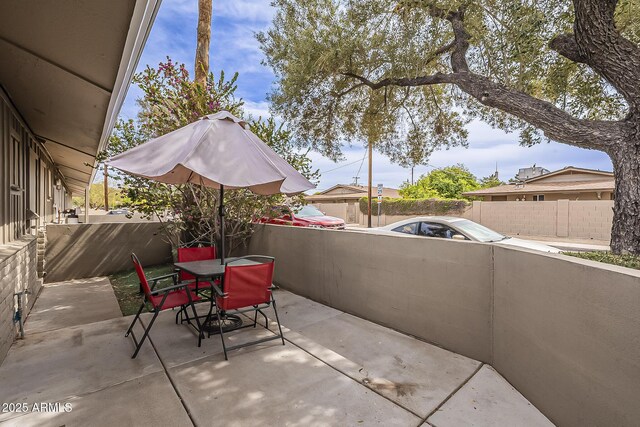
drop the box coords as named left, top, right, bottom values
left=359, top=197, right=469, bottom=216
left=564, top=252, right=640, bottom=270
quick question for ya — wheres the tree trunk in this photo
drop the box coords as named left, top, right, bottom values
left=609, top=139, right=640, bottom=254
left=103, top=164, right=109, bottom=211
left=195, top=0, right=212, bottom=86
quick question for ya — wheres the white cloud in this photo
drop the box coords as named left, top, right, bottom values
left=214, top=1, right=275, bottom=23
left=243, top=100, right=271, bottom=119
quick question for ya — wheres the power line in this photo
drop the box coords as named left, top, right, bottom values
left=320, top=151, right=368, bottom=174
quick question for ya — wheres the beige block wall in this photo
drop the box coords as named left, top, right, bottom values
left=312, top=203, right=349, bottom=222
left=568, top=200, right=614, bottom=241
left=477, top=201, right=558, bottom=237
left=0, top=237, right=41, bottom=365
left=247, top=225, right=640, bottom=426
left=44, top=223, right=172, bottom=283
left=471, top=200, right=613, bottom=241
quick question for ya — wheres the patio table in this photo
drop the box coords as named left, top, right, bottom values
left=173, top=257, right=258, bottom=335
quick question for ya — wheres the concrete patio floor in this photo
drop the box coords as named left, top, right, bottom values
left=0, top=278, right=553, bottom=426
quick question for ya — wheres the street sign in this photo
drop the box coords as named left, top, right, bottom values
left=377, top=184, right=383, bottom=196
left=377, top=195, right=382, bottom=203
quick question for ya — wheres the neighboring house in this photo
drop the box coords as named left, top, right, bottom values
left=463, top=166, right=614, bottom=201
left=306, top=184, right=400, bottom=204
left=0, top=0, right=159, bottom=363
left=305, top=184, right=400, bottom=224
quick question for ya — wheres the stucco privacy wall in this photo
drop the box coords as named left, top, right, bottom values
left=248, top=224, right=494, bottom=362
left=247, top=224, right=640, bottom=426
left=45, top=223, right=172, bottom=283
left=470, top=200, right=614, bottom=241
left=492, top=245, right=640, bottom=427
left=0, top=237, right=40, bottom=365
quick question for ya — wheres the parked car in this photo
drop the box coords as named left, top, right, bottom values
left=367, top=216, right=561, bottom=253
left=258, top=205, right=345, bottom=229
left=106, top=208, right=129, bottom=215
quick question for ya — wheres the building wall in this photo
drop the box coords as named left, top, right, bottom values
left=471, top=200, right=614, bottom=241
left=501, top=191, right=612, bottom=201
left=0, top=90, right=67, bottom=365
left=0, top=237, right=41, bottom=365
left=0, top=89, right=70, bottom=246
left=247, top=224, right=640, bottom=427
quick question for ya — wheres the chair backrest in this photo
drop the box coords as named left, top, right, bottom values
left=131, top=253, right=152, bottom=299
left=177, top=246, right=216, bottom=281
left=219, top=259, right=274, bottom=311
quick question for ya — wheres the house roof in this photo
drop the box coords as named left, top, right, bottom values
left=525, top=166, right=613, bottom=183
left=463, top=166, right=614, bottom=196
left=463, top=180, right=614, bottom=196
left=0, top=0, right=160, bottom=195
left=306, top=184, right=400, bottom=201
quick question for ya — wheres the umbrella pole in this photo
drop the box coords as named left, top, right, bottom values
left=219, top=184, right=225, bottom=264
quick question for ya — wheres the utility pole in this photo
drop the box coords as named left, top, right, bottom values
left=367, top=139, right=372, bottom=228
left=352, top=176, right=360, bottom=185
left=103, top=163, right=109, bottom=211
left=411, top=165, right=414, bottom=185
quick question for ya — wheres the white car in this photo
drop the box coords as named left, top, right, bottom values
left=368, top=216, right=561, bottom=253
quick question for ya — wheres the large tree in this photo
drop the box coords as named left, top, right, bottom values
left=259, top=0, right=640, bottom=254
left=400, top=164, right=480, bottom=199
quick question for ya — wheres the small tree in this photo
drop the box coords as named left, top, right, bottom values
left=480, top=173, right=504, bottom=189
left=103, top=60, right=319, bottom=254
left=400, top=164, right=480, bottom=199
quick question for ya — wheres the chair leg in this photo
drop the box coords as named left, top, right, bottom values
left=271, top=295, right=286, bottom=346
left=215, top=305, right=228, bottom=360
left=132, top=309, right=160, bottom=359
left=125, top=302, right=145, bottom=337
left=253, top=306, right=258, bottom=327
left=188, top=302, right=204, bottom=347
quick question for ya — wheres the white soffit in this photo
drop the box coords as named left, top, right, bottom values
left=0, top=0, right=161, bottom=195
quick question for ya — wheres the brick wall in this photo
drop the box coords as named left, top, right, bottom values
left=470, top=200, right=613, bottom=241
left=568, top=201, right=614, bottom=241
left=0, top=236, right=41, bottom=364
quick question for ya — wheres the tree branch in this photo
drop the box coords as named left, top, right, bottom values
left=570, top=0, right=640, bottom=110
left=342, top=68, right=622, bottom=149
left=340, top=1, right=629, bottom=151
left=548, top=34, right=588, bottom=64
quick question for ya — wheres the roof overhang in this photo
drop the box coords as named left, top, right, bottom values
left=0, top=0, right=161, bottom=195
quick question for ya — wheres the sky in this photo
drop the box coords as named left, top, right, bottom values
left=116, top=0, right=613, bottom=192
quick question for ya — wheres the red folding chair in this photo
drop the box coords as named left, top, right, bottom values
left=176, top=246, right=217, bottom=292
left=125, top=253, right=203, bottom=358
left=211, top=256, right=285, bottom=360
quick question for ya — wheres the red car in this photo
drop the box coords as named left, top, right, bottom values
left=258, top=205, right=345, bottom=229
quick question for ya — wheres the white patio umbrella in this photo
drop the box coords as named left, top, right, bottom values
left=107, top=111, right=315, bottom=262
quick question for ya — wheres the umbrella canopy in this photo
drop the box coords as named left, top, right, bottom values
left=107, top=111, right=314, bottom=195
left=107, top=111, right=315, bottom=262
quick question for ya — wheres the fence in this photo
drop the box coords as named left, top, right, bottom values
left=247, top=224, right=640, bottom=427
left=470, top=200, right=613, bottom=241
left=44, top=223, right=172, bottom=283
